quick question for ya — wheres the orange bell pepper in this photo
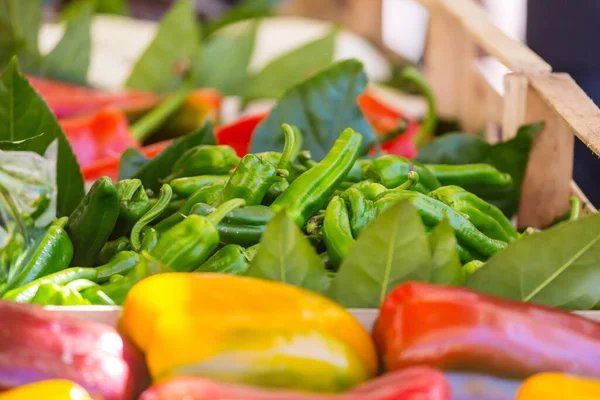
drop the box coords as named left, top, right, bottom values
left=517, top=373, right=600, bottom=400
left=0, top=380, right=92, bottom=400
left=119, top=273, right=378, bottom=377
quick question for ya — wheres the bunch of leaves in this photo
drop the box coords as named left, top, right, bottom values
left=415, top=122, right=544, bottom=217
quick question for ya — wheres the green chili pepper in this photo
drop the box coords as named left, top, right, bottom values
left=0, top=217, right=74, bottom=296
left=140, top=228, right=159, bottom=252
left=164, top=145, right=240, bottom=182
left=59, top=286, right=90, bottom=305
left=428, top=185, right=518, bottom=243
left=364, top=155, right=440, bottom=194
left=214, top=155, right=277, bottom=207
left=154, top=182, right=226, bottom=233
left=150, top=198, right=246, bottom=272
left=189, top=203, right=275, bottom=247
left=262, top=124, right=302, bottom=205
left=65, top=279, right=99, bottom=293
left=245, top=244, right=260, bottom=261
left=194, top=244, right=250, bottom=275
left=3, top=267, right=98, bottom=303
left=170, top=175, right=231, bottom=197
left=0, top=228, right=24, bottom=283
left=462, top=260, right=485, bottom=279
left=30, top=282, right=62, bottom=305
left=323, top=196, right=355, bottom=266
left=81, top=288, right=117, bottom=305
left=96, top=251, right=140, bottom=283
left=65, top=177, right=120, bottom=267
left=339, top=188, right=376, bottom=238
left=111, top=179, right=152, bottom=238
left=375, top=190, right=507, bottom=258
left=424, top=164, right=512, bottom=188
left=130, top=184, right=173, bottom=252
left=271, top=128, right=363, bottom=228
left=97, top=237, right=131, bottom=265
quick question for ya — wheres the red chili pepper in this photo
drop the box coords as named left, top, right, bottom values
left=139, top=367, right=450, bottom=400
left=215, top=112, right=267, bottom=157
left=60, top=108, right=139, bottom=169
left=0, top=301, right=150, bottom=400
left=373, top=282, right=600, bottom=379
left=26, top=75, right=159, bottom=118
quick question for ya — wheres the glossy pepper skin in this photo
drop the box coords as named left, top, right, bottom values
left=164, top=145, right=239, bottom=182
left=428, top=185, right=518, bottom=243
left=130, top=184, right=173, bottom=251
left=150, top=199, right=246, bottom=272
left=517, top=373, right=600, bottom=399
left=66, top=176, right=120, bottom=266
left=271, top=128, right=363, bottom=228
left=425, top=164, right=512, bottom=188
left=96, top=251, right=140, bottom=283
left=170, top=175, right=230, bottom=197
left=374, top=282, right=600, bottom=379
left=364, top=155, right=440, bottom=194
left=119, top=273, right=378, bottom=376
left=97, top=237, right=131, bottom=265
left=194, top=244, right=250, bottom=275
left=0, top=217, right=73, bottom=296
left=111, top=179, right=152, bottom=238
left=376, top=191, right=507, bottom=258
left=139, top=367, right=450, bottom=400
left=214, top=154, right=277, bottom=206
left=0, top=301, right=150, bottom=399
left=0, top=380, right=93, bottom=400
left=323, top=197, right=355, bottom=266
left=189, top=203, right=275, bottom=247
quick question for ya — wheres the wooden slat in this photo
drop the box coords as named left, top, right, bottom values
left=528, top=73, right=600, bottom=157
left=416, top=0, right=550, bottom=73
left=502, top=73, right=528, bottom=140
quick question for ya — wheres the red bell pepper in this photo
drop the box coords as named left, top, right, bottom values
left=27, top=75, right=159, bottom=118
left=215, top=112, right=267, bottom=157
left=373, top=282, right=600, bottom=379
left=60, top=108, right=138, bottom=169
left=0, top=301, right=150, bottom=400
left=139, top=367, right=450, bottom=400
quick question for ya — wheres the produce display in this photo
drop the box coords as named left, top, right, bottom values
left=2, top=0, right=600, bottom=399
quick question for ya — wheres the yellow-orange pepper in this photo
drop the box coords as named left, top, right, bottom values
left=0, top=380, right=92, bottom=400
left=119, top=273, right=377, bottom=376
left=517, top=373, right=600, bottom=399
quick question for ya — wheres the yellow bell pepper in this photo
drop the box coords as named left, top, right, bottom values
left=146, top=314, right=369, bottom=392
left=120, top=273, right=377, bottom=376
left=517, top=373, right=600, bottom=399
left=0, top=380, right=92, bottom=400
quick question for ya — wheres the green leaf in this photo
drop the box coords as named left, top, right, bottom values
left=39, top=0, right=93, bottom=85
left=250, top=59, right=375, bottom=161
left=428, top=219, right=463, bottom=285
left=194, top=21, right=258, bottom=95
left=203, top=0, right=273, bottom=38
left=0, top=0, right=42, bottom=71
left=0, top=58, right=84, bottom=217
left=328, top=201, right=431, bottom=308
left=466, top=212, right=600, bottom=310
left=125, top=0, right=200, bottom=93
left=118, top=147, right=148, bottom=181
left=243, top=29, right=337, bottom=100
left=61, top=0, right=128, bottom=20
left=415, top=133, right=489, bottom=165
left=247, top=211, right=329, bottom=293
left=123, top=121, right=216, bottom=191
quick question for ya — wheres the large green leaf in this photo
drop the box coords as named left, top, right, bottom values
left=247, top=211, right=329, bottom=294
left=194, top=21, right=258, bottom=95
left=0, top=59, right=84, bottom=217
left=250, top=59, right=375, bottom=161
left=243, top=29, right=337, bottom=100
left=203, top=0, right=273, bottom=38
left=125, top=0, right=200, bottom=92
left=466, top=212, right=600, bottom=310
left=428, top=219, right=463, bottom=285
left=39, top=0, right=93, bottom=85
left=120, top=121, right=216, bottom=191
left=0, top=0, right=42, bottom=71
left=328, top=201, right=431, bottom=308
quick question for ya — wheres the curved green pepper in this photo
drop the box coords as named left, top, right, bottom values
left=96, top=251, right=140, bottom=283
left=323, top=196, right=355, bottom=266
left=271, top=128, right=363, bottom=228
left=30, top=282, right=62, bottom=305
left=164, top=145, right=240, bottom=182
left=170, top=175, right=231, bottom=197
left=462, top=259, right=485, bottom=279
left=141, top=228, right=159, bottom=252
left=97, top=236, right=131, bottom=265
left=194, top=244, right=250, bottom=275
left=364, top=155, right=440, bottom=194
left=81, top=288, right=117, bottom=305
left=112, top=179, right=152, bottom=239
left=214, top=155, right=277, bottom=206
left=425, top=164, right=512, bottom=188
left=262, top=124, right=302, bottom=205
left=339, top=188, right=376, bottom=238
left=130, top=184, right=173, bottom=251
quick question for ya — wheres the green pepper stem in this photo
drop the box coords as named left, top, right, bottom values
left=277, top=124, right=300, bottom=170
left=569, top=196, right=581, bottom=221
left=400, top=67, right=437, bottom=148
left=397, top=171, right=419, bottom=190
left=130, top=184, right=173, bottom=251
left=207, top=198, right=246, bottom=226
left=130, top=82, right=192, bottom=142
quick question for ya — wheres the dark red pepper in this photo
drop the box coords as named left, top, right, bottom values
left=215, top=112, right=267, bottom=157
left=374, top=282, right=600, bottom=379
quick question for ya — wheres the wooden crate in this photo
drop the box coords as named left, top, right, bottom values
left=279, top=0, right=598, bottom=228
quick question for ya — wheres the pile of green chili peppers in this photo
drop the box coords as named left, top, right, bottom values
left=0, top=123, right=529, bottom=306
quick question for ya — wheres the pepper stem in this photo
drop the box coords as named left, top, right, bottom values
left=277, top=124, right=302, bottom=170
left=398, top=171, right=419, bottom=190
left=130, top=82, right=192, bottom=142
left=130, top=184, right=173, bottom=251
left=207, top=198, right=246, bottom=225
left=400, top=67, right=437, bottom=148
